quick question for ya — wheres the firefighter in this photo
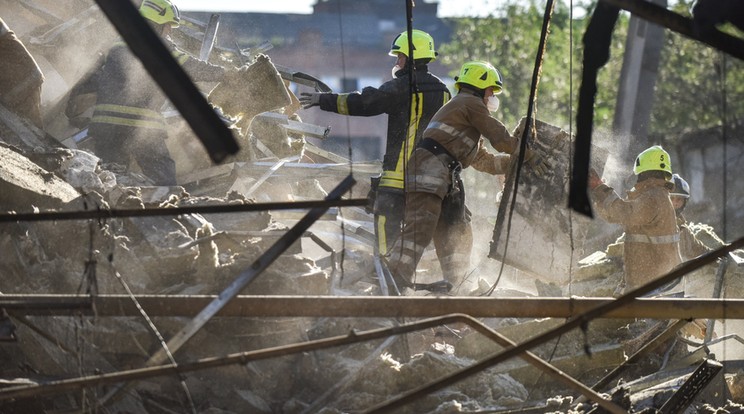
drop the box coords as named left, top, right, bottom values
left=299, top=29, right=451, bottom=258
left=670, top=173, right=712, bottom=261
left=589, top=145, right=682, bottom=292
left=88, top=0, right=227, bottom=186
left=0, top=17, right=44, bottom=129
left=383, top=61, right=548, bottom=294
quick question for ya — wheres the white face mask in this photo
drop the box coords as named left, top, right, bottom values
left=486, top=95, right=500, bottom=112
left=391, top=64, right=403, bottom=79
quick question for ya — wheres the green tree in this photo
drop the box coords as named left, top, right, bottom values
left=650, top=0, right=744, bottom=137
left=438, top=0, right=629, bottom=134
left=440, top=0, right=744, bottom=140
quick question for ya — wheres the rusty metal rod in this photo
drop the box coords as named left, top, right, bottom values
left=599, top=0, right=744, bottom=61
left=365, top=237, right=744, bottom=412
left=579, top=319, right=689, bottom=403
left=0, top=313, right=624, bottom=413
left=0, top=198, right=367, bottom=223
left=2, top=295, right=744, bottom=319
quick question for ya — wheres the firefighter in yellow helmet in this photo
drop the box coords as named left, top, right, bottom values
left=299, top=29, right=451, bottom=265
left=383, top=61, right=548, bottom=295
left=87, top=0, right=227, bottom=185
left=589, top=145, right=682, bottom=293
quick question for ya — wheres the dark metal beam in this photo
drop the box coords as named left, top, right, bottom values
left=2, top=295, right=744, bottom=320
left=600, top=0, right=744, bottom=61
left=366, top=236, right=744, bottom=411
left=0, top=313, right=625, bottom=413
left=0, top=198, right=367, bottom=223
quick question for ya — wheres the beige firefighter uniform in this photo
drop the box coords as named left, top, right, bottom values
left=385, top=89, right=518, bottom=290
left=0, top=18, right=44, bottom=128
left=591, top=178, right=682, bottom=290
left=677, top=214, right=712, bottom=261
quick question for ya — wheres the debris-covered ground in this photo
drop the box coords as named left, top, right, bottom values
left=1, top=1, right=744, bottom=413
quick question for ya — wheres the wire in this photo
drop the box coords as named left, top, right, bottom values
left=105, top=241, right=198, bottom=413
left=333, top=0, right=351, bottom=289
left=567, top=0, right=575, bottom=298
left=403, top=0, right=421, bottom=287
left=484, top=0, right=557, bottom=297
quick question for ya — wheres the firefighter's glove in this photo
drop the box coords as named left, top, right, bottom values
left=299, top=92, right=322, bottom=109
left=524, top=148, right=551, bottom=178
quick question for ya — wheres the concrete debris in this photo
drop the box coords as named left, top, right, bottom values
left=490, top=118, right=610, bottom=285
left=208, top=54, right=292, bottom=136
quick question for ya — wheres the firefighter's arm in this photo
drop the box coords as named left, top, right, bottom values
left=471, top=140, right=510, bottom=175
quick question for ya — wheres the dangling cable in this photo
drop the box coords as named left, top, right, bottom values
left=484, top=0, right=557, bottom=297
left=719, top=51, right=728, bottom=242
left=334, top=0, right=350, bottom=288
left=718, top=50, right=729, bottom=367
left=105, top=242, right=198, bottom=413
left=404, top=0, right=421, bottom=287
left=567, top=0, right=575, bottom=298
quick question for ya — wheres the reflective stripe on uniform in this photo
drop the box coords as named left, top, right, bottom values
left=427, top=122, right=469, bottom=141
left=376, top=215, right=388, bottom=254
left=336, top=94, right=350, bottom=115
left=91, top=103, right=167, bottom=130
left=380, top=170, right=404, bottom=189
left=625, top=233, right=680, bottom=244
left=381, top=92, right=425, bottom=190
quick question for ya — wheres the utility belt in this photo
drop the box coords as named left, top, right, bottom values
left=419, top=138, right=463, bottom=196
left=419, top=137, right=466, bottom=223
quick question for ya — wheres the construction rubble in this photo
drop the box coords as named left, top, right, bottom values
left=2, top=2, right=744, bottom=414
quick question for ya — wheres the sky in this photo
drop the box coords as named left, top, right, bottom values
left=177, top=0, right=504, bottom=18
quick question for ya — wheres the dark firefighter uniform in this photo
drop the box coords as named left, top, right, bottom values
left=88, top=41, right=225, bottom=185
left=385, top=88, right=517, bottom=290
left=317, top=64, right=450, bottom=255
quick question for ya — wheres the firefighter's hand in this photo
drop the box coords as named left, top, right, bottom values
left=299, top=92, right=322, bottom=109
left=524, top=148, right=551, bottom=178
left=588, top=167, right=604, bottom=190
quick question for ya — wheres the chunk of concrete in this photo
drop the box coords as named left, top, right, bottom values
left=490, top=118, right=609, bottom=284
left=0, top=145, right=80, bottom=211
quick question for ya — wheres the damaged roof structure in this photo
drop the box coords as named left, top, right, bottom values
left=1, top=0, right=744, bottom=413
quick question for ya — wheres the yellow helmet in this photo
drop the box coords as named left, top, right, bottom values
left=139, top=0, right=181, bottom=27
left=633, top=145, right=672, bottom=176
left=388, top=29, right=437, bottom=61
left=454, top=61, right=503, bottom=94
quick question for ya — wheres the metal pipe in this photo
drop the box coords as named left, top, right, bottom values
left=0, top=313, right=624, bottom=413
left=2, top=295, right=744, bottom=319
left=365, top=237, right=744, bottom=412
left=0, top=198, right=368, bottom=222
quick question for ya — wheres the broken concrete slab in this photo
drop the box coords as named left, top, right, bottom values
left=489, top=118, right=609, bottom=285
left=0, top=145, right=80, bottom=211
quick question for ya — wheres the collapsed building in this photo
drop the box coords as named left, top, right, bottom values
left=1, top=0, right=744, bottom=413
